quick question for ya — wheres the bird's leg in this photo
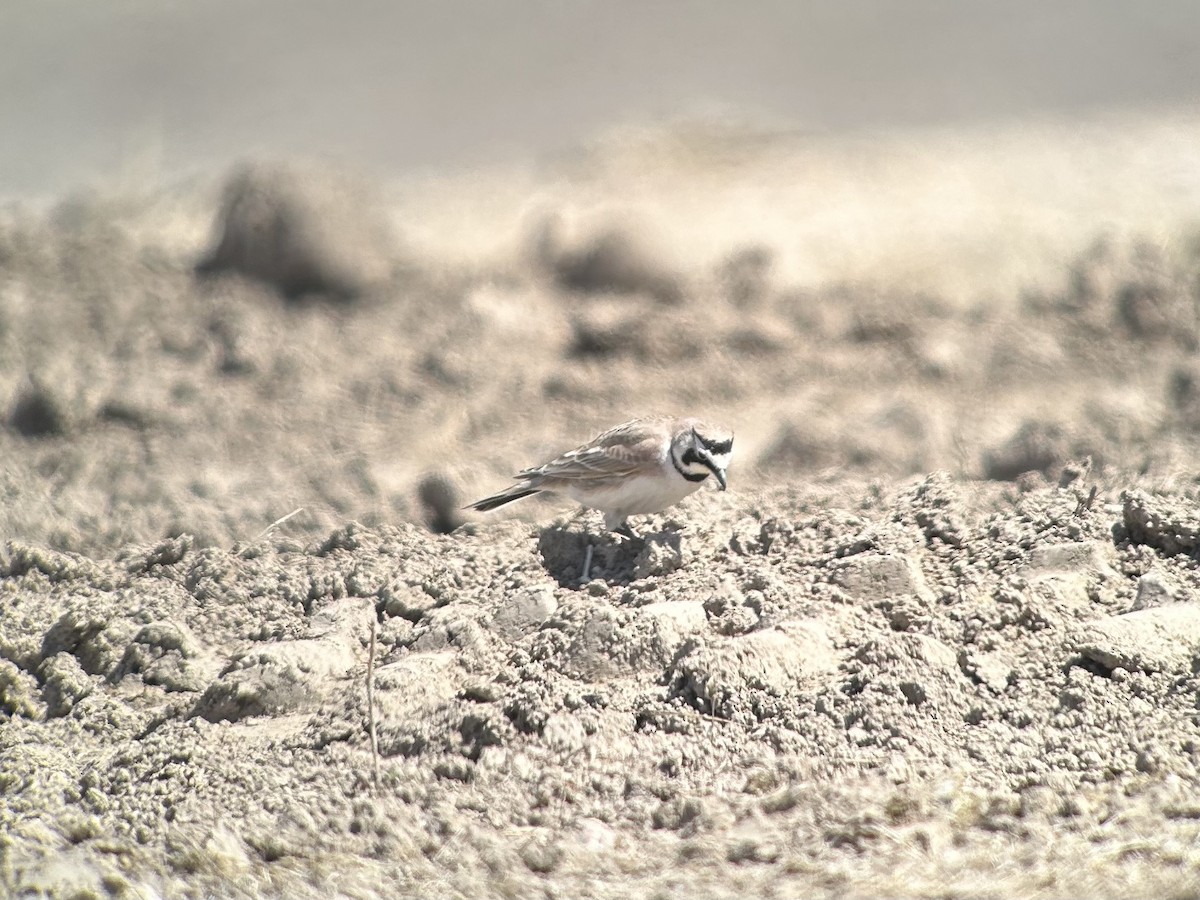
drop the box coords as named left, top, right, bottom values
left=581, top=543, right=595, bottom=582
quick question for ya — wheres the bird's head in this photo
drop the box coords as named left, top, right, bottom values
left=672, top=420, right=733, bottom=490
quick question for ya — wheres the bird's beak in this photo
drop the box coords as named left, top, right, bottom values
left=702, top=455, right=727, bottom=491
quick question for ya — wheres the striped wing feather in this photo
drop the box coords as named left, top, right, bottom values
left=519, top=418, right=667, bottom=482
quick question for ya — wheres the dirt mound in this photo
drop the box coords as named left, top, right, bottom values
left=3, top=477, right=1200, bottom=897
left=196, top=163, right=399, bottom=300
left=531, top=211, right=685, bottom=304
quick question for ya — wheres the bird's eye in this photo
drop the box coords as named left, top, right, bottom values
left=680, top=448, right=700, bottom=466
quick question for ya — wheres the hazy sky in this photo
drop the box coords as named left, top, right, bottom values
left=2, top=1, right=1199, bottom=197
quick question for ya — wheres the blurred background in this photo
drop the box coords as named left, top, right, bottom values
left=3, top=1, right=1200, bottom=553
left=3, top=1, right=1200, bottom=198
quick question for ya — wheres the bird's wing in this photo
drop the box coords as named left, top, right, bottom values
left=519, top=420, right=665, bottom=482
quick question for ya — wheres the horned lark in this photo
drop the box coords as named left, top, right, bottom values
left=467, top=415, right=733, bottom=543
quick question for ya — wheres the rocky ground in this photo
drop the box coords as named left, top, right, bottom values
left=3, top=117, right=1200, bottom=898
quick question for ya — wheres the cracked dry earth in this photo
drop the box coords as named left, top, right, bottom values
left=3, top=473, right=1200, bottom=899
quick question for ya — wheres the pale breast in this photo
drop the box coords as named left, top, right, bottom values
left=563, top=472, right=706, bottom=518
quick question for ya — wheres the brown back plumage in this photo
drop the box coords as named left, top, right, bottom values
left=520, top=416, right=670, bottom=484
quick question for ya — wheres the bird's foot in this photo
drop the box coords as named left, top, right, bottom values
left=614, top=521, right=638, bottom=541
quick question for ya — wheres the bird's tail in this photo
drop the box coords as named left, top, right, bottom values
left=464, top=483, right=540, bottom=513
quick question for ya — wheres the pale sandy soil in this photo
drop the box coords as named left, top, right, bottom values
left=3, top=114, right=1200, bottom=898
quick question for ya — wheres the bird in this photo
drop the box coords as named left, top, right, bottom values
left=466, top=416, right=733, bottom=577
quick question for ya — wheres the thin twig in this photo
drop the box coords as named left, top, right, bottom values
left=367, top=613, right=381, bottom=789
left=254, top=507, right=305, bottom=541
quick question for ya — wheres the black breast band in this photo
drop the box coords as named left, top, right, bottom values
left=672, top=452, right=709, bottom=483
